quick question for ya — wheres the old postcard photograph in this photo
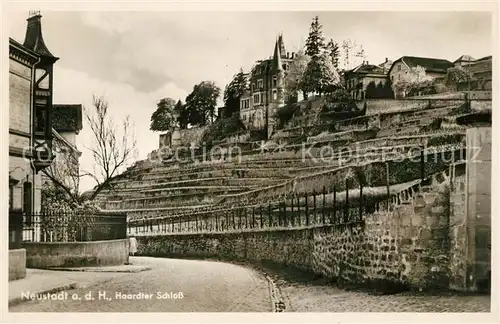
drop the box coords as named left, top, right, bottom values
left=2, top=1, right=498, bottom=323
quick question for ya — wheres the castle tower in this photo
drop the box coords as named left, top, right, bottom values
left=271, top=38, right=285, bottom=105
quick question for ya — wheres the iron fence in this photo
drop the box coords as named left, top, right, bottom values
left=127, top=179, right=388, bottom=236
left=22, top=211, right=127, bottom=243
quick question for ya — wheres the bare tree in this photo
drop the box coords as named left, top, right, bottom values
left=42, top=95, right=138, bottom=204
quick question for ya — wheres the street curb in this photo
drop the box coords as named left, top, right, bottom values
left=45, top=266, right=152, bottom=273
left=8, top=282, right=78, bottom=307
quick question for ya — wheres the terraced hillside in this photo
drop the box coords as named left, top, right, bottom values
left=93, top=97, right=491, bottom=224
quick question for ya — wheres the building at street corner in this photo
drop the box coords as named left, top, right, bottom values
left=239, top=34, right=295, bottom=134
left=8, top=11, right=82, bottom=280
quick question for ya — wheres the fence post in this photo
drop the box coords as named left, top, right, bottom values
left=305, top=193, right=309, bottom=226
left=238, top=208, right=242, bottom=229
left=344, top=178, right=349, bottom=223
left=322, top=186, right=326, bottom=224
left=216, top=213, right=219, bottom=232
left=268, top=203, right=272, bottom=227
left=359, top=182, right=363, bottom=222
left=260, top=205, right=263, bottom=228
left=225, top=212, right=229, bottom=231
left=297, top=194, right=301, bottom=226
left=312, top=189, right=317, bottom=224
left=333, top=185, right=337, bottom=224
left=291, top=195, right=295, bottom=227
left=195, top=214, right=199, bottom=232
left=244, top=208, right=248, bottom=229
left=232, top=208, right=236, bottom=230
left=252, top=206, right=255, bottom=229
left=283, top=200, right=287, bottom=227
left=386, top=162, right=391, bottom=211
left=420, top=145, right=425, bottom=181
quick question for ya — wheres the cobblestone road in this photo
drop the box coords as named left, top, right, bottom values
left=9, top=257, right=271, bottom=312
left=270, top=275, right=491, bottom=312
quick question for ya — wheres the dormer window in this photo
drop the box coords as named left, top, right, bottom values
left=272, top=76, right=277, bottom=88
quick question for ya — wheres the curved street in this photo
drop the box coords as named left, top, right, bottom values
left=9, top=257, right=272, bottom=312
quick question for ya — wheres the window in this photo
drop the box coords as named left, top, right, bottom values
left=9, top=186, right=13, bottom=211
left=241, top=98, right=250, bottom=109
left=253, top=93, right=260, bottom=105
left=272, top=90, right=278, bottom=100
left=272, top=76, right=277, bottom=88
left=398, top=65, right=401, bottom=71
left=257, top=79, right=263, bottom=89
left=251, top=83, right=255, bottom=91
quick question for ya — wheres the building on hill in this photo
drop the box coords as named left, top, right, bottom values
left=239, top=34, right=295, bottom=134
left=388, top=56, right=454, bottom=98
left=453, top=55, right=475, bottom=67
left=344, top=59, right=391, bottom=100
left=453, top=55, right=492, bottom=91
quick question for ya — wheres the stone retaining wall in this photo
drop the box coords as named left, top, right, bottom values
left=137, top=180, right=463, bottom=291
left=24, top=239, right=129, bottom=269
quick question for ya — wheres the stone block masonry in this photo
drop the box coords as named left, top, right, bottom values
left=137, top=181, right=460, bottom=292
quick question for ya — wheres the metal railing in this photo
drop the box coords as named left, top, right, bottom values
left=22, top=211, right=127, bottom=243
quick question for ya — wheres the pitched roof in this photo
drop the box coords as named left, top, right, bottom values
left=351, top=64, right=386, bottom=75
left=454, top=55, right=475, bottom=63
left=391, top=56, right=453, bottom=74
left=52, top=104, right=83, bottom=133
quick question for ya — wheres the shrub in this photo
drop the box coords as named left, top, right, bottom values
left=201, top=114, right=246, bottom=146
left=274, top=102, right=300, bottom=129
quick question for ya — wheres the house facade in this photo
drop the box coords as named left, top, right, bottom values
left=344, top=59, right=391, bottom=100
left=239, top=35, right=294, bottom=133
left=9, top=12, right=59, bottom=280
left=453, top=55, right=492, bottom=91
left=388, top=56, right=453, bottom=98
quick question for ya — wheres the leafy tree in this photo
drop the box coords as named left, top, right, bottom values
left=382, top=79, right=395, bottom=99
left=173, top=100, right=189, bottom=129
left=223, top=69, right=248, bottom=118
left=444, top=66, right=474, bottom=91
left=150, top=97, right=177, bottom=132
left=185, top=81, right=221, bottom=126
left=302, top=51, right=341, bottom=96
left=305, top=16, right=326, bottom=57
left=375, top=82, right=385, bottom=99
left=326, top=39, right=340, bottom=71
left=392, top=65, right=433, bottom=97
left=284, top=49, right=311, bottom=100
left=365, top=81, right=377, bottom=99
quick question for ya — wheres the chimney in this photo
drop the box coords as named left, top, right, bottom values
left=385, top=57, right=388, bottom=63
left=287, top=52, right=290, bottom=58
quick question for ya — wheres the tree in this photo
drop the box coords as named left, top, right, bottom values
left=305, top=16, right=326, bottom=58
left=444, top=66, right=474, bottom=91
left=185, top=81, right=221, bottom=126
left=302, top=51, right=341, bottom=96
left=326, top=39, right=340, bottom=71
left=284, top=49, right=311, bottom=100
left=223, top=69, right=248, bottom=118
left=42, top=95, right=138, bottom=204
left=150, top=97, right=177, bottom=132
left=340, top=39, right=366, bottom=70
left=392, top=65, right=433, bottom=97
left=365, top=81, right=377, bottom=99
left=174, top=100, right=189, bottom=129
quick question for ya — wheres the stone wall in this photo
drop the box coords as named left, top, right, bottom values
left=9, top=249, right=26, bottom=281
left=24, top=238, right=130, bottom=268
left=137, top=180, right=459, bottom=291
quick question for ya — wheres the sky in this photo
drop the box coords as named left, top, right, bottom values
left=7, top=10, right=493, bottom=192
